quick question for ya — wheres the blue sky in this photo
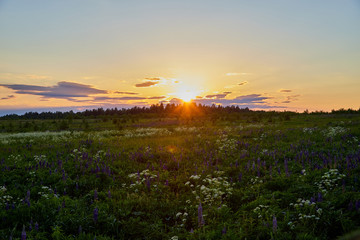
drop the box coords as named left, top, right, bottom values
left=0, top=0, right=359, bottom=115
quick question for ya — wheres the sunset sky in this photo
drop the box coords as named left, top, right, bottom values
left=0, top=0, right=359, bottom=115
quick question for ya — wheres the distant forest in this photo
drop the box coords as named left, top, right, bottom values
left=1, top=103, right=359, bottom=120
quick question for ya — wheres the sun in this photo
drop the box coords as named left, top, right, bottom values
left=176, top=89, right=198, bottom=102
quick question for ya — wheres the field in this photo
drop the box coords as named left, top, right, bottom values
left=1, top=112, right=360, bottom=239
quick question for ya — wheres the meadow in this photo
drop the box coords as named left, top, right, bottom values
left=1, top=109, right=360, bottom=239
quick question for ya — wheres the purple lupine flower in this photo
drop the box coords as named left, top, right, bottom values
left=94, top=189, right=98, bottom=201
left=238, top=173, right=242, bottom=182
left=317, top=192, right=323, bottom=202
left=356, top=200, right=360, bottom=211
left=21, top=226, right=26, bottom=240
left=78, top=225, right=82, bottom=235
left=284, top=159, right=289, bottom=177
left=222, top=226, right=226, bottom=234
left=198, top=202, right=205, bottom=227
left=93, top=207, right=99, bottom=223
left=272, top=216, right=277, bottom=232
left=108, top=190, right=111, bottom=199
left=146, top=177, right=151, bottom=192
left=35, top=222, right=39, bottom=231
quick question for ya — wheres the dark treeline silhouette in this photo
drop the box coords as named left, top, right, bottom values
left=0, top=103, right=251, bottom=120
left=0, top=103, right=359, bottom=120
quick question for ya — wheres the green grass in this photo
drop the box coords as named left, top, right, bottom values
left=1, top=113, right=360, bottom=239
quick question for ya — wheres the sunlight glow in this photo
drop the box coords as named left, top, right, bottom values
left=176, top=89, right=198, bottom=102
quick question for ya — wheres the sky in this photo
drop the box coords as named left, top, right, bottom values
left=0, top=0, right=359, bottom=115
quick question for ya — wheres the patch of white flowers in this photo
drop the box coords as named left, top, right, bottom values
left=70, top=148, right=87, bottom=159
left=216, top=135, right=237, bottom=153
left=174, top=126, right=199, bottom=133
left=303, top=127, right=317, bottom=134
left=315, top=169, right=346, bottom=195
left=7, top=154, right=22, bottom=164
left=38, top=186, right=58, bottom=199
left=249, top=176, right=263, bottom=188
left=0, top=131, right=83, bottom=144
left=34, top=155, right=47, bottom=163
left=288, top=198, right=321, bottom=228
left=322, top=126, right=347, bottom=138
left=186, top=171, right=234, bottom=207
left=175, top=211, right=189, bottom=227
left=123, top=128, right=172, bottom=138
left=253, top=204, right=270, bottom=219
left=126, top=169, right=158, bottom=192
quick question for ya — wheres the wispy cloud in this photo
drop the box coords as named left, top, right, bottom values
left=191, top=93, right=283, bottom=109
left=92, top=95, right=166, bottom=102
left=135, top=76, right=176, bottom=88
left=205, top=92, right=231, bottom=99
left=144, top=77, right=161, bottom=81
left=0, top=81, right=107, bottom=99
left=282, top=94, right=300, bottom=103
left=114, top=91, right=139, bottom=95
left=280, top=89, right=292, bottom=93
left=135, top=81, right=160, bottom=88
left=226, top=72, right=251, bottom=76
left=0, top=95, right=15, bottom=100
left=147, top=96, right=166, bottom=100
left=238, top=81, right=248, bottom=86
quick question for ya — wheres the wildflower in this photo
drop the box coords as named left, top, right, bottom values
left=273, top=216, right=277, bottom=232
left=21, top=226, right=26, bottom=240
left=198, top=202, right=205, bottom=227
left=94, top=189, right=98, bottom=201
left=94, top=207, right=99, bottom=223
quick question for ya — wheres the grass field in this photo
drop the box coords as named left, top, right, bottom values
left=1, top=113, right=360, bottom=239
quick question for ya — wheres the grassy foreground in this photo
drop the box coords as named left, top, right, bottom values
left=1, top=113, right=360, bottom=239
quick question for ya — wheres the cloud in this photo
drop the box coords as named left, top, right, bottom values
left=144, top=77, right=161, bottom=81
left=191, top=93, right=283, bottom=109
left=238, top=81, right=248, bottom=86
left=0, top=81, right=107, bottom=99
left=205, top=92, right=231, bottom=99
left=114, top=91, right=139, bottom=95
left=226, top=73, right=251, bottom=76
left=280, top=89, right=292, bottom=92
left=234, top=94, right=269, bottom=103
left=147, top=96, right=166, bottom=100
left=92, top=95, right=166, bottom=102
left=0, top=95, right=15, bottom=100
left=282, top=94, right=300, bottom=103
left=93, top=96, right=145, bottom=101
left=135, top=81, right=160, bottom=88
